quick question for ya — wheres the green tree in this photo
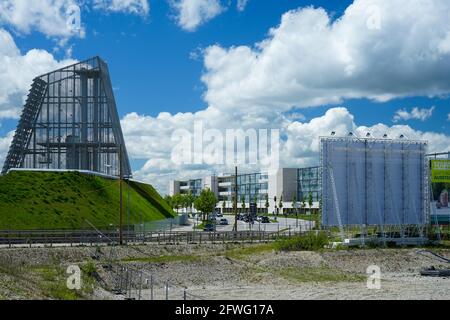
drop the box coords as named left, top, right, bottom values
left=265, top=194, right=270, bottom=213
left=164, top=195, right=173, bottom=209
left=274, top=196, right=277, bottom=215
left=185, top=191, right=195, bottom=214
left=194, top=188, right=218, bottom=222
left=308, top=193, right=313, bottom=214
left=278, top=195, right=283, bottom=214
left=301, top=196, right=307, bottom=215
left=291, top=194, right=297, bottom=214
left=222, top=200, right=226, bottom=214
left=172, top=194, right=183, bottom=214
left=241, top=195, right=246, bottom=213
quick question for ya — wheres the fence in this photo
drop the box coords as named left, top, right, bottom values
left=110, top=264, right=208, bottom=301
left=0, top=228, right=308, bottom=247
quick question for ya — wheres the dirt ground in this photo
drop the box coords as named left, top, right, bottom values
left=0, top=244, right=449, bottom=300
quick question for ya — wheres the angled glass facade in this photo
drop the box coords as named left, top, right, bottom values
left=2, top=57, right=131, bottom=177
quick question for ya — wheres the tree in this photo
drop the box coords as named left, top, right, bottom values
left=164, top=195, right=173, bottom=209
left=172, top=194, right=182, bottom=214
left=265, top=194, right=270, bottom=213
left=291, top=194, right=297, bottom=215
left=273, top=196, right=277, bottom=215
left=301, top=196, right=307, bottom=215
left=185, top=191, right=195, bottom=214
left=278, top=195, right=283, bottom=214
left=241, top=195, right=246, bottom=213
left=194, top=188, right=217, bottom=222
left=222, top=200, right=226, bottom=214
left=308, top=193, right=314, bottom=215
left=292, top=194, right=298, bottom=227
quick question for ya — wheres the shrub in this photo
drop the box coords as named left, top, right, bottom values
left=274, top=232, right=329, bottom=252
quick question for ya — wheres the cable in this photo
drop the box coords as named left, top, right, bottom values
left=416, top=250, right=450, bottom=263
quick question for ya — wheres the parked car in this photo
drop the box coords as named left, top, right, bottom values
left=256, top=216, right=262, bottom=222
left=216, top=213, right=223, bottom=218
left=261, top=216, right=270, bottom=224
left=219, top=218, right=229, bottom=225
left=203, top=223, right=216, bottom=232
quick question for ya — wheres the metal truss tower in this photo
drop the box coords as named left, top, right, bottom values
left=1, top=56, right=132, bottom=177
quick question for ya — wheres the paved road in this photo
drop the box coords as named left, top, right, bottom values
left=172, top=215, right=315, bottom=233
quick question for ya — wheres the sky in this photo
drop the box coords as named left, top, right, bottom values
left=0, top=0, right=450, bottom=194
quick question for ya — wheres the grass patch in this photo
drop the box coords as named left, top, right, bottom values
left=274, top=232, right=329, bottom=252
left=0, top=171, right=175, bottom=230
left=278, top=267, right=365, bottom=283
left=32, top=266, right=79, bottom=300
left=122, top=255, right=201, bottom=263
left=31, top=263, right=97, bottom=300
left=225, top=243, right=275, bottom=260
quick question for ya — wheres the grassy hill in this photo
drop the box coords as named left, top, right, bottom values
left=0, top=171, right=174, bottom=230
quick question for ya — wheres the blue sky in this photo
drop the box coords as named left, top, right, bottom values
left=0, top=0, right=450, bottom=193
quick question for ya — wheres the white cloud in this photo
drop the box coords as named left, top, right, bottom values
left=393, top=106, right=435, bottom=123
left=0, top=0, right=85, bottom=39
left=124, top=0, right=450, bottom=193
left=448, top=113, right=450, bottom=121
left=170, top=0, right=224, bottom=31
left=202, top=0, right=450, bottom=114
left=93, top=0, right=150, bottom=16
left=0, top=131, right=14, bottom=166
left=121, top=106, right=450, bottom=194
left=0, top=28, right=76, bottom=119
left=236, top=0, right=249, bottom=12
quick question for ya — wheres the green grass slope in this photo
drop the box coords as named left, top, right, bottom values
left=0, top=171, right=174, bottom=230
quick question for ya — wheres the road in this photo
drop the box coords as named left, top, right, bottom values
left=172, top=215, right=315, bottom=233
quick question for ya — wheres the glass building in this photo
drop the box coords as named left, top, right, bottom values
left=1, top=57, right=131, bottom=177
left=179, top=179, right=203, bottom=197
left=298, top=166, right=321, bottom=203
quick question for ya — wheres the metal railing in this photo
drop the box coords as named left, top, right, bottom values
left=0, top=228, right=310, bottom=247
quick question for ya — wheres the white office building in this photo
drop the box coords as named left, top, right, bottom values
left=169, top=167, right=321, bottom=214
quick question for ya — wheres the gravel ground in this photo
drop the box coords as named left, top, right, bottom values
left=0, top=244, right=449, bottom=300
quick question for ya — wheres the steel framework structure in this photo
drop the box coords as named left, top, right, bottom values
left=1, top=57, right=131, bottom=177
left=320, top=136, right=429, bottom=230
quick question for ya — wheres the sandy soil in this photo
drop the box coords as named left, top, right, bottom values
left=0, top=244, right=449, bottom=300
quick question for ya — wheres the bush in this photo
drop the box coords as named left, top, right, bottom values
left=274, top=232, right=329, bottom=252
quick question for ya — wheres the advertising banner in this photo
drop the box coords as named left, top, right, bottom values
left=430, top=160, right=450, bottom=224
left=431, top=160, right=450, bottom=183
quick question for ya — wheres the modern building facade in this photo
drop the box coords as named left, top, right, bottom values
left=1, top=57, right=131, bottom=178
left=169, top=167, right=321, bottom=214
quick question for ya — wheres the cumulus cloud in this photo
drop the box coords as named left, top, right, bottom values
left=93, top=0, right=150, bottom=16
left=0, top=28, right=76, bottom=119
left=123, top=0, right=450, bottom=193
left=0, top=131, right=14, bottom=166
left=120, top=106, right=450, bottom=194
left=202, top=0, right=450, bottom=114
left=0, top=0, right=85, bottom=39
left=169, top=0, right=224, bottom=31
left=393, top=106, right=435, bottom=123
